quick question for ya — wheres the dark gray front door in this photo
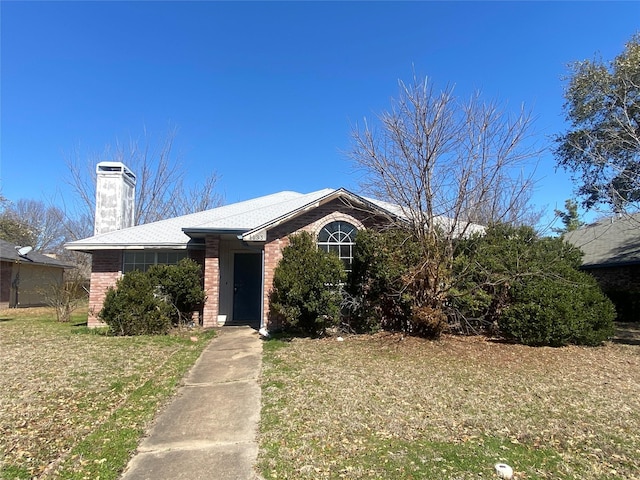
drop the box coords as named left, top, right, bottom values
left=232, top=253, right=262, bottom=326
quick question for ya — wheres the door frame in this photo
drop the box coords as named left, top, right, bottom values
left=231, top=251, right=263, bottom=326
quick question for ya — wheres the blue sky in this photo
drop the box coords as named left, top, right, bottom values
left=2, top=1, right=639, bottom=227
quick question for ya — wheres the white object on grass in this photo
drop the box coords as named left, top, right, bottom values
left=494, top=463, right=514, bottom=479
left=258, top=327, right=270, bottom=338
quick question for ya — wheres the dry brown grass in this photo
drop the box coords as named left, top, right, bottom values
left=0, top=306, right=214, bottom=479
left=260, top=330, right=640, bottom=479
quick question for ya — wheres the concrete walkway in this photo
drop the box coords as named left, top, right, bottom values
left=119, top=326, right=263, bottom=480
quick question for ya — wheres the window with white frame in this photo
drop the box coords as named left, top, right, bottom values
left=123, top=250, right=187, bottom=273
left=317, top=221, right=357, bottom=272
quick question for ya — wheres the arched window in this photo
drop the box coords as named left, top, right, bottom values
left=317, top=221, right=357, bottom=272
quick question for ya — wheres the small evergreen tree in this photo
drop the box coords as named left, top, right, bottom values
left=552, top=199, right=584, bottom=234
left=348, top=229, right=413, bottom=333
left=269, top=232, right=346, bottom=335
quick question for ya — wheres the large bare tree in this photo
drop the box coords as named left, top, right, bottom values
left=0, top=198, right=67, bottom=253
left=64, top=126, right=224, bottom=240
left=348, top=75, right=540, bottom=311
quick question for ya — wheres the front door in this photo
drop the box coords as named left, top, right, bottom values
left=231, top=253, right=262, bottom=327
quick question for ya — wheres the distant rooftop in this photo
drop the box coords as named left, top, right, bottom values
left=0, top=239, right=71, bottom=268
left=564, top=213, right=640, bottom=268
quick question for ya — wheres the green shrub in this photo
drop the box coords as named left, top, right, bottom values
left=453, top=223, right=616, bottom=346
left=499, top=269, right=615, bottom=346
left=269, top=232, right=346, bottom=335
left=99, top=270, right=172, bottom=336
left=348, top=229, right=448, bottom=338
left=147, top=258, right=206, bottom=326
left=348, top=229, right=407, bottom=333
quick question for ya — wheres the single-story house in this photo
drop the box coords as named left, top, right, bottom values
left=564, top=213, right=640, bottom=322
left=66, top=167, right=402, bottom=328
left=66, top=162, right=484, bottom=330
left=0, top=239, right=71, bottom=308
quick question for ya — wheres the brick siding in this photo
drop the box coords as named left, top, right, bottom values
left=84, top=199, right=390, bottom=330
left=87, top=250, right=122, bottom=327
left=202, top=236, right=220, bottom=328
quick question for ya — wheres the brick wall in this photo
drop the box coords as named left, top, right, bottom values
left=202, top=236, right=220, bottom=328
left=586, top=264, right=640, bottom=291
left=87, top=250, right=122, bottom=327
left=83, top=199, right=389, bottom=330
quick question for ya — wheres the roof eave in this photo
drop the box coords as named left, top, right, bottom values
left=182, top=228, right=248, bottom=239
left=582, top=259, right=640, bottom=269
left=65, top=243, right=189, bottom=252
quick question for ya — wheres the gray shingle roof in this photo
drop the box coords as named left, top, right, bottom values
left=65, top=189, right=367, bottom=250
left=64, top=187, right=485, bottom=251
left=563, top=213, right=640, bottom=268
left=0, top=239, right=71, bottom=268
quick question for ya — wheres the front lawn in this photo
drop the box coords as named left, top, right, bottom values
left=0, top=306, right=215, bottom=479
left=259, top=332, right=640, bottom=479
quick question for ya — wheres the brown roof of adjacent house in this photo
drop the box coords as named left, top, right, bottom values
left=0, top=239, right=71, bottom=268
left=563, top=213, right=640, bottom=268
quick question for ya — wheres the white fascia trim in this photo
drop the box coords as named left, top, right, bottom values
left=65, top=243, right=189, bottom=251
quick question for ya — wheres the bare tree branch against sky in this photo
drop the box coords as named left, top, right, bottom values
left=2, top=1, right=638, bottom=225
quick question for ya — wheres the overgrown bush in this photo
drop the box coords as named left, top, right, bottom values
left=453, top=224, right=616, bottom=346
left=269, top=232, right=346, bottom=335
left=147, top=258, right=206, bottom=326
left=99, top=258, right=206, bottom=335
left=347, top=229, right=412, bottom=333
left=99, top=270, right=172, bottom=336
left=499, top=271, right=616, bottom=346
left=348, top=229, right=449, bottom=338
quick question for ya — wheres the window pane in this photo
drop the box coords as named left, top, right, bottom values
left=318, top=230, right=330, bottom=242
left=122, top=250, right=190, bottom=273
left=317, top=221, right=357, bottom=272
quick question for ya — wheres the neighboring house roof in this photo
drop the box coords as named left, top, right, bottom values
left=563, top=213, right=640, bottom=268
left=64, top=187, right=483, bottom=251
left=0, top=239, right=71, bottom=268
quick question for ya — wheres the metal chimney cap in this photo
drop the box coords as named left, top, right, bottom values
left=96, top=161, right=136, bottom=182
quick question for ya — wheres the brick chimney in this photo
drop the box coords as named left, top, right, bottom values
left=94, top=162, right=136, bottom=235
